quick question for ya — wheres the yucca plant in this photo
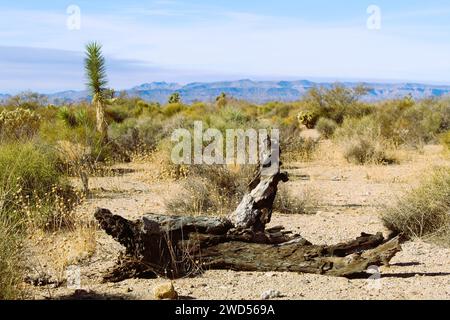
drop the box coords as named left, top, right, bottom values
left=84, top=42, right=108, bottom=137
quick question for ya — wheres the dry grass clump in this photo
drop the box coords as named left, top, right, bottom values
left=0, top=108, right=41, bottom=142
left=0, top=142, right=82, bottom=230
left=273, top=184, right=320, bottom=214
left=441, top=130, right=450, bottom=152
left=341, top=136, right=397, bottom=165
left=335, top=116, right=397, bottom=165
left=166, top=164, right=254, bottom=215
left=382, top=167, right=450, bottom=245
left=281, top=126, right=319, bottom=162
left=167, top=163, right=320, bottom=216
left=0, top=141, right=90, bottom=299
left=315, top=117, right=338, bottom=139
left=0, top=215, right=26, bottom=299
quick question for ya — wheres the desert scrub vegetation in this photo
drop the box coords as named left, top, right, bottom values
left=382, top=167, right=450, bottom=245
left=274, top=184, right=320, bottom=214
left=165, top=164, right=254, bottom=215
left=0, top=108, right=41, bottom=142
left=441, top=130, right=450, bottom=151
left=166, top=164, right=319, bottom=216
left=315, top=117, right=338, bottom=139
left=0, top=215, right=25, bottom=299
left=0, top=142, right=79, bottom=229
left=334, top=116, right=397, bottom=165
left=280, top=125, right=319, bottom=162
left=297, top=85, right=373, bottom=128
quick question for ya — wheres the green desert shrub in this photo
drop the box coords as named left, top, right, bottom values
left=108, top=117, right=165, bottom=154
left=299, top=84, right=372, bottom=127
left=315, top=117, right=338, bottom=139
left=336, top=116, right=396, bottom=165
left=105, top=104, right=130, bottom=123
left=39, top=117, right=117, bottom=165
left=374, top=97, right=450, bottom=147
left=58, top=107, right=78, bottom=128
left=382, top=167, right=450, bottom=245
left=0, top=142, right=76, bottom=229
left=163, top=103, right=186, bottom=117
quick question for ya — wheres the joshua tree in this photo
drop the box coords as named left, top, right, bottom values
left=216, top=92, right=228, bottom=108
left=85, top=41, right=108, bottom=137
left=168, top=92, right=181, bottom=104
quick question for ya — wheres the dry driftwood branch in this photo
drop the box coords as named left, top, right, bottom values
left=230, top=134, right=288, bottom=231
left=94, top=134, right=401, bottom=281
left=95, top=209, right=400, bottom=281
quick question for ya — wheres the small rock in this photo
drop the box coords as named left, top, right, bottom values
left=127, top=287, right=133, bottom=293
left=261, top=289, right=282, bottom=300
left=154, top=282, right=178, bottom=300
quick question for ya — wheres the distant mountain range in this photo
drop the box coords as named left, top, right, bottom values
left=2, top=80, right=450, bottom=104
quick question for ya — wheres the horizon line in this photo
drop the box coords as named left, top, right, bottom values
left=3, top=77, right=450, bottom=96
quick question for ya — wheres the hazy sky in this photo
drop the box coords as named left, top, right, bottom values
left=1, top=0, right=450, bottom=93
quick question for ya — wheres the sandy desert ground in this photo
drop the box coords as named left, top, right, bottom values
left=23, top=143, right=450, bottom=300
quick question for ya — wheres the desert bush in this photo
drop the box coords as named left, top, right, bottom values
left=374, top=97, right=450, bottom=147
left=163, top=103, right=186, bottom=117
left=0, top=142, right=77, bottom=229
left=298, top=84, right=372, bottom=128
left=0, top=108, right=41, bottom=142
left=0, top=215, right=25, bottom=299
left=342, top=136, right=394, bottom=165
left=6, top=91, right=48, bottom=110
left=281, top=126, right=319, bottom=162
left=382, top=167, right=450, bottom=245
left=58, top=107, right=78, bottom=128
left=441, top=130, right=450, bottom=150
left=273, top=184, right=319, bottom=214
left=39, top=117, right=117, bottom=166
left=135, top=100, right=160, bottom=117
left=335, top=116, right=396, bottom=164
left=315, top=118, right=337, bottom=139
left=166, top=164, right=254, bottom=215
left=108, top=117, right=165, bottom=155
left=105, top=104, right=130, bottom=123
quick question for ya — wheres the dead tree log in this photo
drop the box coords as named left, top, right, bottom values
left=94, top=134, right=401, bottom=282
left=95, top=209, right=400, bottom=282
left=230, top=134, right=288, bottom=231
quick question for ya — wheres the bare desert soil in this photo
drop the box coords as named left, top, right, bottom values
left=24, top=145, right=450, bottom=300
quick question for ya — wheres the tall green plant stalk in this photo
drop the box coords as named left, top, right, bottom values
left=84, top=41, right=108, bottom=137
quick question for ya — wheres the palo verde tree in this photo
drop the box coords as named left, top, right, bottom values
left=85, top=41, right=108, bottom=137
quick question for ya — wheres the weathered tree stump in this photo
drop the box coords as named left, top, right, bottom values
left=94, top=135, right=401, bottom=282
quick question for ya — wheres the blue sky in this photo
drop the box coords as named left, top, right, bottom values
left=1, top=0, right=450, bottom=93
